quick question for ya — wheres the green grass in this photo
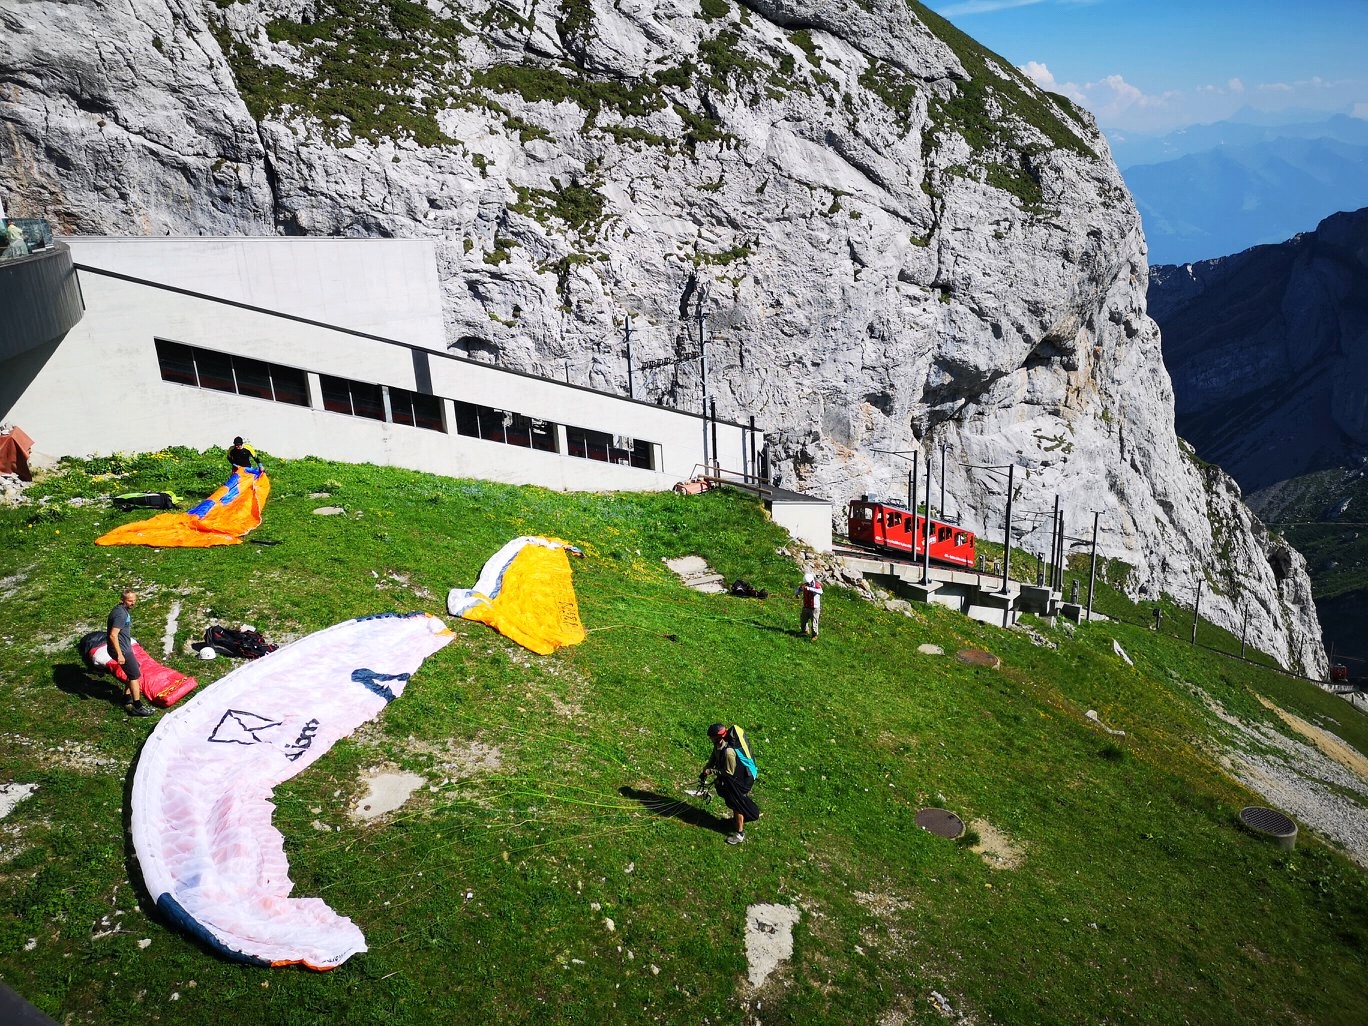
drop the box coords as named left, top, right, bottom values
left=1, top=450, right=1365, bottom=1025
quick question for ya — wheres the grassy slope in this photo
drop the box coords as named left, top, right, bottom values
left=0, top=449, right=1365, bottom=1026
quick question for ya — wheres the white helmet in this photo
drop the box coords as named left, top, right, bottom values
left=198, top=646, right=218, bottom=660
left=803, top=572, right=815, bottom=584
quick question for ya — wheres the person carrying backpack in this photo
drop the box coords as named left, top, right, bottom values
left=227, top=436, right=262, bottom=470
left=700, top=723, right=761, bottom=845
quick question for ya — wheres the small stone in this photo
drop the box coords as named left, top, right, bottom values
left=312, top=506, right=345, bottom=516
left=137, top=938, right=151, bottom=949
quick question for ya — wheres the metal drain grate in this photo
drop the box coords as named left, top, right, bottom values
left=916, top=807, right=965, bottom=839
left=1239, top=806, right=1297, bottom=850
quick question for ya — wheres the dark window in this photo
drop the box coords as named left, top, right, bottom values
left=566, top=426, right=612, bottom=462
left=319, top=375, right=383, bottom=420
left=351, top=381, right=385, bottom=421
left=156, top=340, right=311, bottom=408
left=155, top=340, right=198, bottom=386
left=563, top=427, right=654, bottom=468
left=453, top=400, right=558, bottom=451
left=234, top=357, right=275, bottom=401
left=530, top=419, right=556, bottom=453
left=390, top=387, right=445, bottom=432
left=454, top=401, right=480, bottom=437
left=320, top=375, right=354, bottom=415
left=196, top=349, right=236, bottom=393
left=271, top=367, right=310, bottom=407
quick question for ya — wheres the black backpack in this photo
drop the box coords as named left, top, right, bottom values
left=112, top=492, right=176, bottom=511
left=76, top=630, right=108, bottom=668
left=203, top=625, right=278, bottom=660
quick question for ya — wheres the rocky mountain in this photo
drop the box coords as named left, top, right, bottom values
left=1151, top=207, right=1368, bottom=669
left=1124, top=136, right=1368, bottom=265
left=0, top=0, right=1327, bottom=676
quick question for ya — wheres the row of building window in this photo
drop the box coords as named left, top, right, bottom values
left=155, top=339, right=657, bottom=470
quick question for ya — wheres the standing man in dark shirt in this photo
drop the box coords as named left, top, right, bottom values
left=701, top=723, right=761, bottom=845
left=227, top=436, right=261, bottom=470
left=108, top=589, right=153, bottom=717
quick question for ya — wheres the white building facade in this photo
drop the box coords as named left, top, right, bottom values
left=3, top=237, right=832, bottom=548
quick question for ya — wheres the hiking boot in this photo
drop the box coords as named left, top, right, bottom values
left=127, top=701, right=155, bottom=717
left=726, top=831, right=746, bottom=845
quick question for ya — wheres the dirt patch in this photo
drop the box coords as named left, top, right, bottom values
left=967, top=818, right=1025, bottom=870
left=350, top=767, right=426, bottom=822
left=0, top=734, right=122, bottom=774
left=956, top=649, right=1000, bottom=669
left=0, top=782, right=37, bottom=820
left=744, top=903, right=801, bottom=989
left=398, top=737, right=503, bottom=783
left=1255, top=696, right=1368, bottom=779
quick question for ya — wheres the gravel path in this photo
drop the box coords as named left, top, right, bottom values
left=1203, top=691, right=1368, bottom=867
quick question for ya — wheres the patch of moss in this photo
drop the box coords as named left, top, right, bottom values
left=790, top=29, right=822, bottom=68
left=699, top=0, right=731, bottom=23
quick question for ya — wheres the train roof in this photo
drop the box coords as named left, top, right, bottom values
left=848, top=496, right=971, bottom=531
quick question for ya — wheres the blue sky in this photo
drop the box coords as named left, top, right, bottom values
left=925, top=0, right=1368, bottom=135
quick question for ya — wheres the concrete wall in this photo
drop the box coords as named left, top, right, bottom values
left=68, top=237, right=445, bottom=350
left=4, top=257, right=757, bottom=493
left=768, top=500, right=833, bottom=553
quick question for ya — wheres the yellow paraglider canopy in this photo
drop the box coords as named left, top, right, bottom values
left=447, top=537, right=586, bottom=655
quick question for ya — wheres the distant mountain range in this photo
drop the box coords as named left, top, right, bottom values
left=1150, top=206, right=1368, bottom=669
left=1113, top=113, right=1368, bottom=266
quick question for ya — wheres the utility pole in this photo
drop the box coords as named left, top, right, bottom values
left=695, top=286, right=710, bottom=417
left=940, top=441, right=948, bottom=520
left=710, top=398, right=720, bottom=475
left=1049, top=494, right=1060, bottom=590
left=1000, top=463, right=1015, bottom=595
left=910, top=451, right=919, bottom=518
left=1240, top=604, right=1249, bottom=658
left=1192, top=578, right=1203, bottom=645
left=922, top=491, right=932, bottom=585
left=624, top=316, right=635, bottom=399
left=1086, top=511, right=1100, bottom=622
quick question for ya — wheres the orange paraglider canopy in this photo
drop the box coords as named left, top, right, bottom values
left=96, top=467, right=270, bottom=547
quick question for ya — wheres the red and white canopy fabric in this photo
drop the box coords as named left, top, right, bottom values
left=130, top=612, right=454, bottom=969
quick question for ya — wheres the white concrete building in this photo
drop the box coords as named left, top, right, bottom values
left=2, top=237, right=833, bottom=549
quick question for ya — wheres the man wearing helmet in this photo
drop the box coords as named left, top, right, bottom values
left=795, top=571, right=822, bottom=639
left=701, top=723, right=761, bottom=845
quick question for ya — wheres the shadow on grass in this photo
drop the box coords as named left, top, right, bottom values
left=619, top=786, right=730, bottom=834
left=52, top=661, right=124, bottom=707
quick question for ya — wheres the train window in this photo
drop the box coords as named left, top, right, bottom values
left=955, top=532, right=967, bottom=546
left=938, top=526, right=952, bottom=541
left=887, top=512, right=902, bottom=527
left=853, top=507, right=873, bottom=522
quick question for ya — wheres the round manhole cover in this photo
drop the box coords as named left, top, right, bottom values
left=915, top=808, right=965, bottom=839
left=956, top=649, right=1001, bottom=669
left=1239, top=806, right=1297, bottom=850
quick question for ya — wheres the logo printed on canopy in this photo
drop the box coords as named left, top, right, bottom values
left=208, top=709, right=282, bottom=745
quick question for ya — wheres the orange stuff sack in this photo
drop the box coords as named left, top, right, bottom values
left=97, top=468, right=270, bottom=548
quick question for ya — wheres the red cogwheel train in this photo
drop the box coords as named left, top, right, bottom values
left=846, top=496, right=977, bottom=568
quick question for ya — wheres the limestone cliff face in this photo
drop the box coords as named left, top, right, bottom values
left=0, top=0, right=1327, bottom=675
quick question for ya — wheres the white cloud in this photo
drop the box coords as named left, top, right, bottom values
left=937, top=0, right=1044, bottom=16
left=1020, top=60, right=1056, bottom=89
left=1353, top=102, right=1368, bottom=120
left=1020, top=61, right=1367, bottom=132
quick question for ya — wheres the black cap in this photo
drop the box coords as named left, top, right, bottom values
left=233, top=436, right=244, bottom=446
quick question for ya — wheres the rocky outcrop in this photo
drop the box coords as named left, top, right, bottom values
left=1151, top=207, right=1368, bottom=498
left=0, top=0, right=1327, bottom=676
